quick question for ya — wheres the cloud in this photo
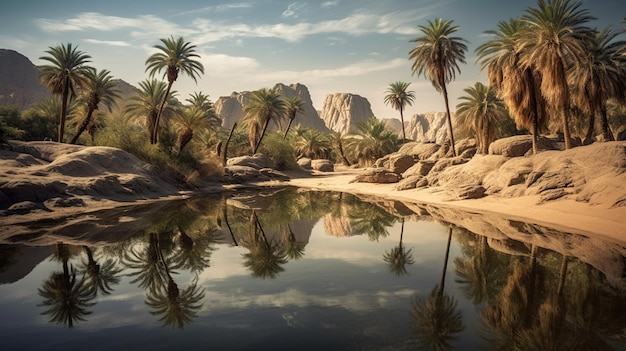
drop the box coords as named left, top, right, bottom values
left=83, top=39, right=132, bottom=47
left=282, top=2, right=307, bottom=18
left=321, top=1, right=339, bottom=8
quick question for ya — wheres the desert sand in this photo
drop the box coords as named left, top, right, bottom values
left=1, top=140, right=625, bottom=247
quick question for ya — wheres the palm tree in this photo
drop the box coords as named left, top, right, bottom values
left=241, top=211, right=288, bottom=279
left=242, top=88, right=286, bottom=154
left=293, top=128, right=332, bottom=159
left=30, top=97, right=79, bottom=141
left=328, top=131, right=352, bottom=166
left=282, top=95, right=306, bottom=139
left=382, top=218, right=415, bottom=276
left=455, top=82, right=508, bottom=154
left=519, top=0, right=595, bottom=149
left=384, top=81, right=416, bottom=141
left=569, top=28, right=626, bottom=143
left=347, top=117, right=398, bottom=166
left=172, top=105, right=214, bottom=153
left=475, top=18, right=548, bottom=155
left=145, top=276, right=205, bottom=329
left=70, top=69, right=121, bottom=144
left=125, top=79, right=178, bottom=143
left=38, top=43, right=93, bottom=143
left=409, top=19, right=468, bottom=156
left=145, top=36, right=204, bottom=144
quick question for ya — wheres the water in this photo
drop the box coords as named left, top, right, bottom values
left=1, top=187, right=624, bottom=351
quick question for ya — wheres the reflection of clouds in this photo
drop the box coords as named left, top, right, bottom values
left=200, top=287, right=416, bottom=314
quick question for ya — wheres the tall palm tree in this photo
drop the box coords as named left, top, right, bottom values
left=455, top=82, right=508, bottom=154
left=519, top=0, right=595, bottom=149
left=476, top=18, right=548, bottom=155
left=409, top=19, right=468, bottom=156
left=569, top=28, right=626, bottom=143
left=125, top=79, right=178, bottom=143
left=145, top=36, right=204, bottom=144
left=38, top=43, right=93, bottom=143
left=70, top=69, right=121, bottom=144
left=347, top=117, right=398, bottom=166
left=384, top=81, right=416, bottom=141
left=172, top=105, right=215, bottom=153
left=282, top=95, right=306, bottom=139
left=243, top=88, right=286, bottom=154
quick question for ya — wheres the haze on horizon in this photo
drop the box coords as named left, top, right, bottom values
left=0, top=0, right=622, bottom=120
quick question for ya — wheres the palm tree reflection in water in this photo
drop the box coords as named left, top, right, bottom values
left=38, top=243, right=96, bottom=328
left=410, top=227, right=465, bottom=350
left=241, top=211, right=288, bottom=279
left=383, top=218, right=415, bottom=276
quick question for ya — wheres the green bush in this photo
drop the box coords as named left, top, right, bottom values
left=257, top=131, right=297, bottom=170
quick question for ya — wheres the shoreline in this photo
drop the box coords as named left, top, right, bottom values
left=275, top=167, right=626, bottom=246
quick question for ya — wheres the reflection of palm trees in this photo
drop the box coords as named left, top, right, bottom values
left=124, top=232, right=169, bottom=292
left=241, top=211, right=288, bottom=279
left=145, top=276, right=205, bottom=329
left=348, top=200, right=395, bottom=241
left=38, top=242, right=95, bottom=328
left=80, top=245, right=122, bottom=296
left=383, top=218, right=415, bottom=276
left=170, top=225, right=217, bottom=275
left=410, top=227, right=464, bottom=350
left=454, top=235, right=503, bottom=304
left=280, top=224, right=305, bottom=261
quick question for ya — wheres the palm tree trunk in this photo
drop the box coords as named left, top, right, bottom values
left=58, top=77, right=71, bottom=143
left=70, top=108, right=95, bottom=144
left=338, top=141, right=351, bottom=166
left=441, top=80, right=457, bottom=157
left=556, top=254, right=568, bottom=296
left=223, top=122, right=237, bottom=166
left=252, top=119, right=270, bottom=154
left=600, top=105, right=614, bottom=141
left=400, top=107, right=406, bottom=141
left=153, top=82, right=173, bottom=144
left=283, top=116, right=295, bottom=140
left=584, top=109, right=596, bottom=145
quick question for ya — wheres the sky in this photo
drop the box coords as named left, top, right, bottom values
left=0, top=0, right=623, bottom=120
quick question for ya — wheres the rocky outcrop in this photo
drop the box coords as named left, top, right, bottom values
left=381, top=118, right=403, bottom=135
left=319, top=93, right=374, bottom=134
left=0, top=49, right=50, bottom=110
left=405, top=112, right=449, bottom=144
left=214, top=83, right=329, bottom=132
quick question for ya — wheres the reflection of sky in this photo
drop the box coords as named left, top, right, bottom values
left=0, top=216, right=472, bottom=350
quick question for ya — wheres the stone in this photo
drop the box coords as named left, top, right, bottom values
left=296, top=157, right=312, bottom=169
left=350, top=168, right=400, bottom=184
left=388, top=154, right=415, bottom=174
left=319, top=93, right=374, bottom=134
left=226, top=154, right=273, bottom=169
left=402, top=160, right=436, bottom=178
left=311, top=159, right=334, bottom=172
left=489, top=135, right=534, bottom=157
left=395, top=175, right=421, bottom=190
left=454, top=185, right=486, bottom=200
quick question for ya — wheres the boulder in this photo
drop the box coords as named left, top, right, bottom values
left=259, top=168, right=290, bottom=181
left=454, top=185, right=486, bottom=200
left=226, top=154, right=273, bottom=169
left=297, top=157, right=312, bottom=170
left=395, top=175, right=421, bottom=191
left=402, top=160, right=436, bottom=178
left=311, top=159, right=334, bottom=172
left=489, top=135, right=534, bottom=157
left=350, top=168, right=400, bottom=184
left=388, top=154, right=415, bottom=174
left=396, top=142, right=440, bottom=160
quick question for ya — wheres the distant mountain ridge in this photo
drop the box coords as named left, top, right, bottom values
left=0, top=49, right=50, bottom=110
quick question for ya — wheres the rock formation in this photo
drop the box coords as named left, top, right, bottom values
left=214, top=83, right=329, bottom=132
left=0, top=49, right=50, bottom=110
left=319, top=93, right=374, bottom=134
left=405, top=112, right=449, bottom=144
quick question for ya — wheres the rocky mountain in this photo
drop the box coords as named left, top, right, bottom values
left=381, top=118, right=403, bottom=135
left=0, top=49, right=50, bottom=110
left=405, top=112, right=450, bottom=144
left=214, top=83, right=329, bottom=132
left=319, top=93, right=374, bottom=135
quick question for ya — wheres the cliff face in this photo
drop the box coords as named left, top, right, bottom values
left=319, top=93, right=374, bottom=134
left=405, top=112, right=449, bottom=144
left=0, top=49, right=50, bottom=110
left=214, top=83, right=329, bottom=132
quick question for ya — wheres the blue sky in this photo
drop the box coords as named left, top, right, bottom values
left=0, top=0, right=623, bottom=119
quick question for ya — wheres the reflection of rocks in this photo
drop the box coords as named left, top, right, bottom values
left=323, top=213, right=353, bottom=237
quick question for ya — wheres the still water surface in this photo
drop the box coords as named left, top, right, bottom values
left=1, top=187, right=624, bottom=350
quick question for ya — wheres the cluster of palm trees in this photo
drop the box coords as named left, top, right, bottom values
left=24, top=0, right=626, bottom=174
left=393, top=0, right=626, bottom=156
